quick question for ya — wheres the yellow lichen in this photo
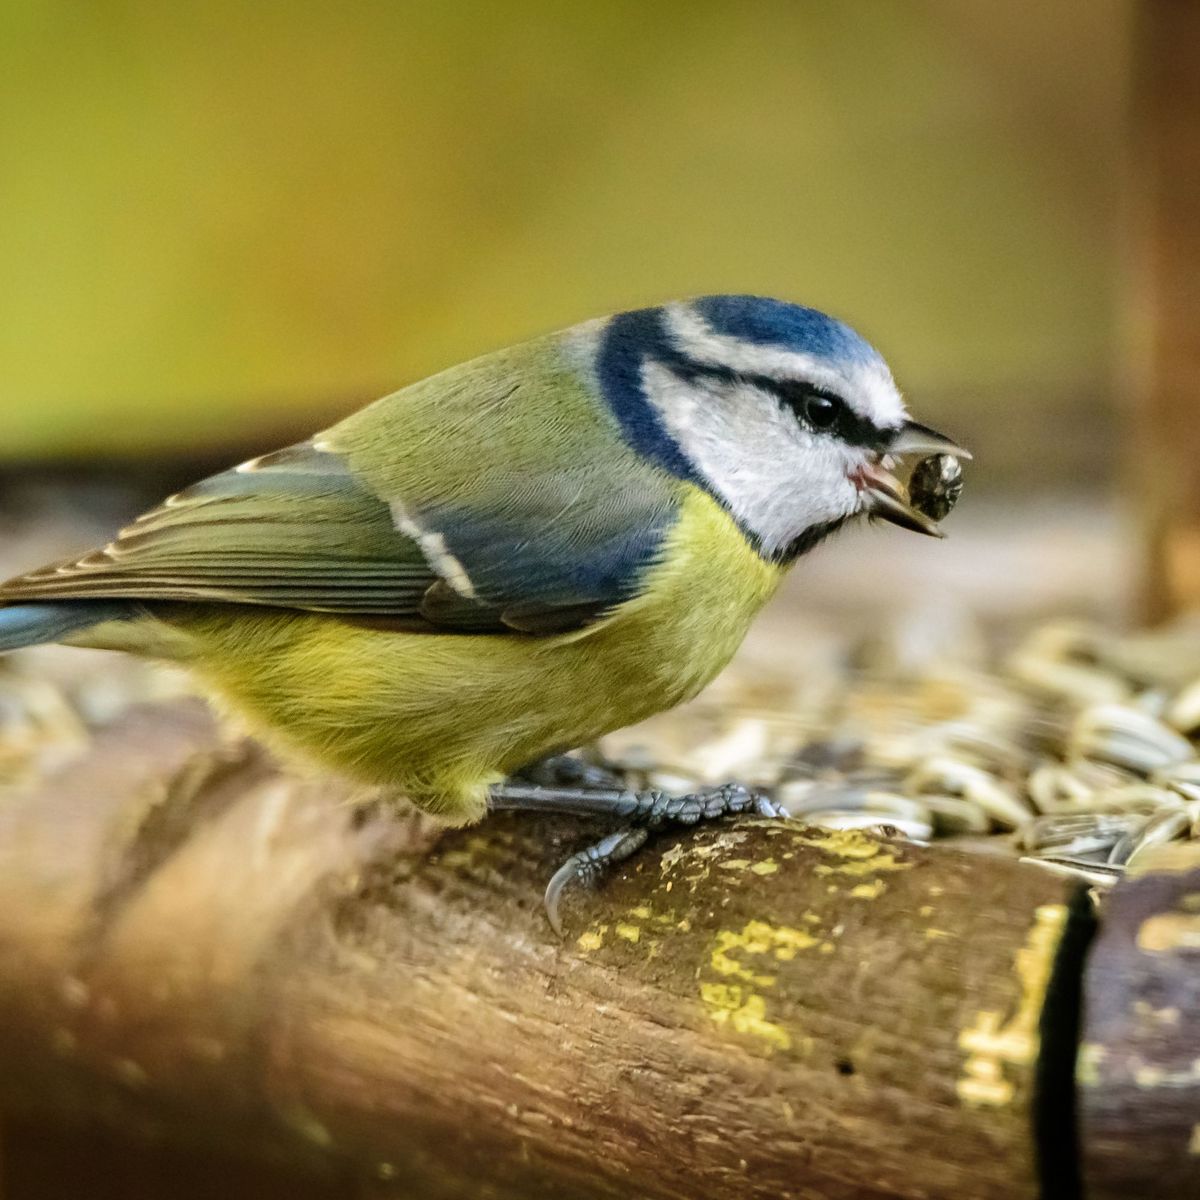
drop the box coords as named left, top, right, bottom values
left=800, top=829, right=914, bottom=882
left=698, top=920, right=823, bottom=1052
left=1137, top=912, right=1200, bottom=954
left=699, top=983, right=791, bottom=1052
left=439, top=833, right=520, bottom=873
left=957, top=904, right=1067, bottom=1108
left=710, top=930, right=776, bottom=986
left=1133, top=1000, right=1181, bottom=1026
left=850, top=880, right=886, bottom=900
left=751, top=859, right=779, bottom=875
left=577, top=927, right=605, bottom=952
left=791, top=828, right=880, bottom=859
left=1132, top=1061, right=1200, bottom=1089
left=1076, top=1042, right=1107, bottom=1088
left=615, top=923, right=641, bottom=943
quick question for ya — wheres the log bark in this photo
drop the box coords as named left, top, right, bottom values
left=1134, top=0, right=1200, bottom=619
left=0, top=701, right=1090, bottom=1200
left=1079, top=842, right=1200, bottom=1198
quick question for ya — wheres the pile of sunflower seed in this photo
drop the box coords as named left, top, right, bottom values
left=4, top=614, right=1200, bottom=888
left=598, top=616, right=1200, bottom=889
left=0, top=647, right=187, bottom=788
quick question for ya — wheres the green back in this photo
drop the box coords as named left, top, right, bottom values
left=0, top=334, right=684, bottom=635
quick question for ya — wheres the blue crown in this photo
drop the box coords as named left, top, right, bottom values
left=693, top=294, right=881, bottom=365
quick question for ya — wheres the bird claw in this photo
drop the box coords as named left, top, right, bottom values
left=544, top=783, right=786, bottom=934
left=544, top=826, right=649, bottom=936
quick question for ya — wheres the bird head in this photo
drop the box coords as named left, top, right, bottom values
left=581, top=294, right=968, bottom=562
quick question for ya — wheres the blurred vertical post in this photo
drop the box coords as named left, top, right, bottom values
left=1135, top=0, right=1200, bottom=620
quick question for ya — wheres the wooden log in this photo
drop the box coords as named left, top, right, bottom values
left=0, top=701, right=1088, bottom=1200
left=1133, top=0, right=1200, bottom=619
left=1079, top=842, right=1200, bottom=1198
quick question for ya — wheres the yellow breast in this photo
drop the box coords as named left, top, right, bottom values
left=182, top=487, right=785, bottom=822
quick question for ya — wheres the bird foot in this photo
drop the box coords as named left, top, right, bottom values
left=487, top=779, right=786, bottom=934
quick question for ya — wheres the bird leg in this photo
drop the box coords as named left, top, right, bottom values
left=508, top=753, right=626, bottom=790
left=486, top=780, right=787, bottom=934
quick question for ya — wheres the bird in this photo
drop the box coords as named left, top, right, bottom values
left=0, top=295, right=967, bottom=930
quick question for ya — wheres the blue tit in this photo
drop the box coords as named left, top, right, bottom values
left=0, top=295, right=967, bottom=928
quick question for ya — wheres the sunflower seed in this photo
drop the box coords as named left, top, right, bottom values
left=1069, top=704, right=1195, bottom=776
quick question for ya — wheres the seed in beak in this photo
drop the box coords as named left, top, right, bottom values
left=858, top=462, right=945, bottom=538
left=909, top=454, right=965, bottom=523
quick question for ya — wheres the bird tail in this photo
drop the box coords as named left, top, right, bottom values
left=0, top=601, right=138, bottom=652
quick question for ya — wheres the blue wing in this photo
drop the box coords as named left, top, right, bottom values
left=0, top=441, right=678, bottom=636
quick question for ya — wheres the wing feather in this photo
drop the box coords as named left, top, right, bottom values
left=0, top=340, right=683, bottom=634
left=1, top=442, right=436, bottom=615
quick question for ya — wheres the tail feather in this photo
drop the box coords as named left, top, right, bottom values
left=0, top=601, right=137, bottom=652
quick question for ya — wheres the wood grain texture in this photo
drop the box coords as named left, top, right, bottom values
left=0, top=701, right=1084, bottom=1199
left=1079, top=842, right=1200, bottom=1199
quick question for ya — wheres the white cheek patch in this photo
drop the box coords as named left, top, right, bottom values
left=664, top=303, right=907, bottom=431
left=642, top=361, right=862, bottom=557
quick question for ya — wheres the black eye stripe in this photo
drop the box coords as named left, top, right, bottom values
left=650, top=350, right=892, bottom=452
left=736, top=373, right=890, bottom=450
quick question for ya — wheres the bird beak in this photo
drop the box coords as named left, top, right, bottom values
left=856, top=421, right=971, bottom=539
left=887, top=420, right=972, bottom=461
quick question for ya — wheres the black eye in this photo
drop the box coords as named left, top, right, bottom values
left=803, top=393, right=841, bottom=429
left=741, top=373, right=855, bottom=437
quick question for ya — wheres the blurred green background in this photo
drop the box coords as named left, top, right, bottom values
left=1, top=0, right=1129, bottom=476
